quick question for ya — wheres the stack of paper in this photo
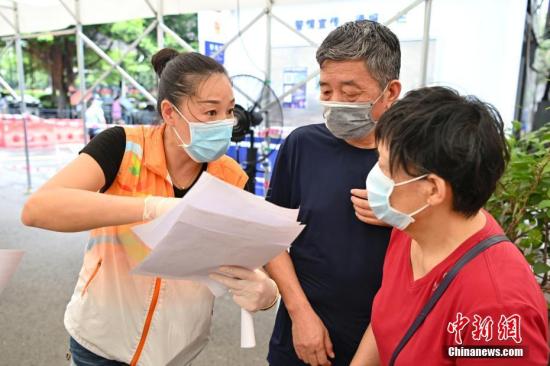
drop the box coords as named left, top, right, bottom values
left=132, top=172, right=303, bottom=292
left=131, top=172, right=304, bottom=348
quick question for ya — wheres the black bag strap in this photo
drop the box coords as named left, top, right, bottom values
left=388, top=234, right=509, bottom=366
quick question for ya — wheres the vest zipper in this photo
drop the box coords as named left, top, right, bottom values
left=130, top=278, right=162, bottom=366
left=81, top=259, right=102, bottom=297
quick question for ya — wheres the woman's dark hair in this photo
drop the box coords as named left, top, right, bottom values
left=151, top=48, right=228, bottom=114
left=375, top=86, right=510, bottom=217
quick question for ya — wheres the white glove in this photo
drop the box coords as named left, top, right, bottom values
left=142, top=196, right=181, bottom=221
left=209, top=266, right=279, bottom=312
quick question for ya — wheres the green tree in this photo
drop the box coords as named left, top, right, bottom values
left=0, top=14, right=198, bottom=113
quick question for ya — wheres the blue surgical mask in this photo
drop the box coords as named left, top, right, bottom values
left=171, top=104, right=235, bottom=163
left=366, top=163, right=429, bottom=230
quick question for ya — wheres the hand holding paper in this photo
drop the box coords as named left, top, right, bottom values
left=131, top=172, right=304, bottom=348
left=209, top=266, right=278, bottom=312
left=142, top=196, right=181, bottom=221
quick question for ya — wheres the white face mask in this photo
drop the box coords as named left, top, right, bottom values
left=171, top=104, right=235, bottom=163
left=320, top=85, right=387, bottom=140
left=366, top=163, right=429, bottom=230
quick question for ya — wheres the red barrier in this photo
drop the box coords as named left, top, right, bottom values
left=0, top=114, right=86, bottom=148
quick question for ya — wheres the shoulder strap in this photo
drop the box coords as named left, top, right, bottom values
left=388, top=234, right=509, bottom=366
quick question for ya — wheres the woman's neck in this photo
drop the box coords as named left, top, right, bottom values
left=163, top=125, right=201, bottom=188
left=408, top=210, right=486, bottom=280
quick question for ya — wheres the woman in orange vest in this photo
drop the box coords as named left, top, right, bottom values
left=21, top=48, right=279, bottom=366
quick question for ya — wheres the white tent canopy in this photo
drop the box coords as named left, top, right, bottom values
left=0, top=0, right=333, bottom=36
left=0, top=0, right=432, bottom=193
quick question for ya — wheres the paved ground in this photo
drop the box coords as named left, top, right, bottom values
left=0, top=145, right=276, bottom=366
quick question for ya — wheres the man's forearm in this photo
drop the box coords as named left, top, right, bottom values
left=265, top=251, right=312, bottom=317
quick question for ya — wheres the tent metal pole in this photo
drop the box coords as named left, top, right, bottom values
left=13, top=0, right=32, bottom=193
left=0, top=74, right=18, bottom=98
left=144, top=0, right=155, bottom=14
left=420, top=0, right=432, bottom=87
left=157, top=0, right=164, bottom=49
left=20, top=29, right=76, bottom=40
left=267, top=0, right=426, bottom=111
left=265, top=1, right=272, bottom=84
left=159, top=23, right=195, bottom=52
left=146, top=0, right=195, bottom=52
left=0, top=10, right=16, bottom=30
left=1, top=29, right=76, bottom=41
left=75, top=0, right=88, bottom=144
left=79, top=32, right=157, bottom=105
left=233, top=84, right=259, bottom=105
left=78, top=20, right=158, bottom=105
left=0, top=39, right=13, bottom=59
left=145, top=0, right=194, bottom=52
left=59, top=0, right=77, bottom=20
left=384, top=0, right=425, bottom=25
left=211, top=8, right=266, bottom=59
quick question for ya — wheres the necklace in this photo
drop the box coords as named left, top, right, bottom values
left=172, top=182, right=186, bottom=190
left=171, top=163, right=204, bottom=190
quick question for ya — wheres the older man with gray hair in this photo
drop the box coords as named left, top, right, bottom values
left=265, top=20, right=402, bottom=366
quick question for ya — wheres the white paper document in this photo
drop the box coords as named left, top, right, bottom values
left=0, top=249, right=24, bottom=296
left=131, top=172, right=304, bottom=347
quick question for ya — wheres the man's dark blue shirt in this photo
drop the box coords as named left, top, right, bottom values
left=266, top=123, right=391, bottom=366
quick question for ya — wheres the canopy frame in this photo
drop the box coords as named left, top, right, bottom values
left=0, top=0, right=433, bottom=193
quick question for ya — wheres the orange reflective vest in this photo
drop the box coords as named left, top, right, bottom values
left=64, top=124, right=248, bottom=365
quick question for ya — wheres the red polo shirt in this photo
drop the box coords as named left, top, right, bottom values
left=371, top=211, right=549, bottom=365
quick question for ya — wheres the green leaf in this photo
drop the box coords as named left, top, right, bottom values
left=518, top=238, right=532, bottom=249
left=533, top=262, right=550, bottom=275
left=528, top=229, right=543, bottom=242
left=539, top=200, right=550, bottom=209
left=524, top=252, right=537, bottom=264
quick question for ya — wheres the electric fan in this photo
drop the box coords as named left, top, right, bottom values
left=231, top=74, right=284, bottom=194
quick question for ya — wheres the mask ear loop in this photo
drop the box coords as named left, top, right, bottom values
left=408, top=203, right=430, bottom=217
left=394, top=173, right=430, bottom=222
left=394, top=173, right=428, bottom=187
left=172, top=102, right=189, bottom=123
left=171, top=103, right=193, bottom=147
left=370, top=83, right=390, bottom=122
left=171, top=125, right=188, bottom=147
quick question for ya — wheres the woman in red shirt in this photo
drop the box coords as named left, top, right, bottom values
left=351, top=86, right=548, bottom=365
